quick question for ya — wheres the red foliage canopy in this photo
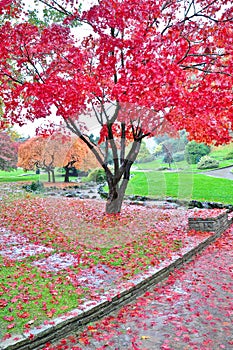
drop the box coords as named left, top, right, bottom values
left=0, top=0, right=232, bottom=145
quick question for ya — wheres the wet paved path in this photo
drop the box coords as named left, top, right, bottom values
left=202, top=166, right=233, bottom=180
left=46, top=228, right=233, bottom=350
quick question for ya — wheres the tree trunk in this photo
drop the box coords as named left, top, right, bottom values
left=51, top=169, right=55, bottom=183
left=64, top=166, right=70, bottom=183
left=105, top=193, right=124, bottom=214
left=105, top=140, right=141, bottom=214
left=47, top=171, right=51, bottom=182
left=105, top=178, right=129, bottom=214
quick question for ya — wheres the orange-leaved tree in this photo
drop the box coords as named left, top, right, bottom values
left=17, top=133, right=98, bottom=182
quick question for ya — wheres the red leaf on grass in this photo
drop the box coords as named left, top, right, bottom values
left=17, top=311, right=30, bottom=319
left=2, top=333, right=12, bottom=340
left=46, top=308, right=56, bottom=318
left=0, top=299, right=8, bottom=308
left=7, top=323, right=15, bottom=329
left=3, top=316, right=14, bottom=322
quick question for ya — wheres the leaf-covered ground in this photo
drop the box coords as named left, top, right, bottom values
left=44, top=228, right=233, bottom=350
left=0, top=183, right=226, bottom=342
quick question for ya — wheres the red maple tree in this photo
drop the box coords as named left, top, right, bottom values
left=0, top=131, right=18, bottom=171
left=0, top=0, right=232, bottom=212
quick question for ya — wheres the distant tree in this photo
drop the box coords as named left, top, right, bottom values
left=0, top=131, right=18, bottom=171
left=89, top=133, right=99, bottom=144
left=162, top=144, right=173, bottom=168
left=17, top=136, right=52, bottom=180
left=62, top=137, right=99, bottom=182
left=185, top=141, right=211, bottom=164
left=18, top=133, right=98, bottom=182
left=154, top=131, right=188, bottom=154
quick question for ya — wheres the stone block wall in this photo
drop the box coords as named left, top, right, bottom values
left=188, top=211, right=232, bottom=235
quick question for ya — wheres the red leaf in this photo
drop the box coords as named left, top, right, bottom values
left=7, top=323, right=15, bottom=329
left=17, top=312, right=30, bottom=319
left=3, top=316, right=14, bottom=322
left=0, top=299, right=8, bottom=308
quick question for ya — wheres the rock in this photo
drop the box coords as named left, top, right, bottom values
left=129, top=201, right=145, bottom=206
left=64, top=192, right=77, bottom=197
left=47, top=192, right=57, bottom=196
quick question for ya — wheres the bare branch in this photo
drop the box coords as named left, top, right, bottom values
left=0, top=71, right=23, bottom=84
left=181, top=64, right=232, bottom=76
left=38, top=0, right=71, bottom=16
left=91, top=102, right=104, bottom=125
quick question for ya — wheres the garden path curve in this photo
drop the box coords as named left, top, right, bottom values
left=201, top=165, right=233, bottom=180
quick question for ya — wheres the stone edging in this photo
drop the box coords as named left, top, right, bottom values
left=1, top=222, right=232, bottom=350
left=188, top=211, right=232, bottom=234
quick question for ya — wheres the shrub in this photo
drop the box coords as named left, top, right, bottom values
left=157, top=166, right=170, bottom=171
left=185, top=141, right=210, bottom=164
left=197, top=156, right=219, bottom=169
left=224, top=151, right=233, bottom=160
left=86, top=168, right=106, bottom=184
left=97, top=183, right=108, bottom=198
left=22, top=181, right=44, bottom=192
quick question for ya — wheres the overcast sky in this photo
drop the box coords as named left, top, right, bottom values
left=14, top=0, right=98, bottom=137
left=14, top=0, right=97, bottom=137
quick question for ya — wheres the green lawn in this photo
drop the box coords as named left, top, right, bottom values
left=126, top=171, right=233, bottom=204
left=135, top=159, right=200, bottom=172
left=0, top=169, right=56, bottom=183
left=211, top=143, right=233, bottom=158
left=210, top=144, right=233, bottom=167
left=0, top=169, right=40, bottom=183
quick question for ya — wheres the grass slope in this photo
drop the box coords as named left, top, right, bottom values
left=127, top=172, right=233, bottom=204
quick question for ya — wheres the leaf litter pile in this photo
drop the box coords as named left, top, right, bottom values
left=0, top=193, right=218, bottom=340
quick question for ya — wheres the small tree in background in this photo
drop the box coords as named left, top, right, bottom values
left=63, top=137, right=100, bottom=182
left=162, top=144, right=173, bottom=168
left=185, top=141, right=211, bottom=165
left=154, top=131, right=188, bottom=155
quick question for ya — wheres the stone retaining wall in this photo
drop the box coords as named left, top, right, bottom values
left=188, top=211, right=232, bottom=235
